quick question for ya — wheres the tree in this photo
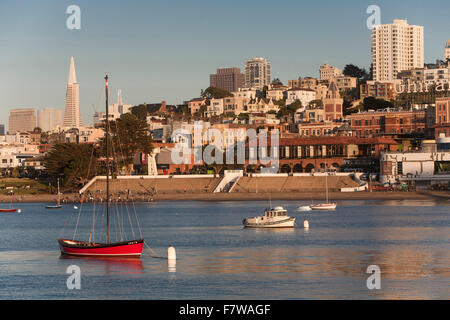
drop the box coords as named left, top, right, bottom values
left=287, top=99, right=302, bottom=113
left=343, top=64, right=369, bottom=80
left=362, top=97, right=394, bottom=110
left=131, top=104, right=148, bottom=120
left=43, top=143, right=99, bottom=190
left=201, top=87, right=233, bottom=99
left=99, top=113, right=153, bottom=174
left=271, top=78, right=283, bottom=86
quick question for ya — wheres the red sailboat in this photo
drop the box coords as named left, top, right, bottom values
left=58, top=75, right=144, bottom=257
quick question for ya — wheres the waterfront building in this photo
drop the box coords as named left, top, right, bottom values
left=348, top=107, right=430, bottom=138
left=37, top=108, right=63, bottom=132
left=244, top=57, right=271, bottom=90
left=210, top=68, right=245, bottom=92
left=0, top=124, right=5, bottom=135
left=371, top=19, right=424, bottom=82
left=380, top=140, right=450, bottom=188
left=8, top=108, right=36, bottom=134
left=63, top=56, right=82, bottom=128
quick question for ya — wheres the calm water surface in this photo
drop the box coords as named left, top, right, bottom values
left=0, top=199, right=449, bottom=299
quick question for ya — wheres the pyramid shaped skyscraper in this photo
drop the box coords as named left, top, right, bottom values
left=63, top=56, right=82, bottom=128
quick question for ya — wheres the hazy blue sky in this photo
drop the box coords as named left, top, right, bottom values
left=0, top=0, right=449, bottom=128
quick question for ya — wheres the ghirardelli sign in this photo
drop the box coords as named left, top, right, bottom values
left=394, top=80, right=450, bottom=94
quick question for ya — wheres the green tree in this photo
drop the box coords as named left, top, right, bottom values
left=131, top=104, right=148, bottom=120
left=43, top=143, right=98, bottom=189
left=343, top=64, right=369, bottom=80
left=201, top=87, right=233, bottom=99
left=100, top=113, right=153, bottom=174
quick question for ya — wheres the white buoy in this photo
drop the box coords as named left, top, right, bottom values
left=168, top=245, right=176, bottom=261
left=303, top=220, right=309, bottom=229
left=17, top=208, right=22, bottom=213
left=73, top=205, right=78, bottom=209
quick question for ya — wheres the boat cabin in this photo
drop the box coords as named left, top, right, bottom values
left=264, top=207, right=288, bottom=218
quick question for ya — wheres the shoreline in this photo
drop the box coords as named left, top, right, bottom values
left=1, top=191, right=449, bottom=203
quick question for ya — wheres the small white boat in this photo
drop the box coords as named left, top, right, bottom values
left=310, top=203, right=337, bottom=210
left=310, top=173, right=337, bottom=211
left=243, top=206, right=296, bottom=228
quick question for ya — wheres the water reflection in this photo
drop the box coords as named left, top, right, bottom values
left=59, top=254, right=145, bottom=273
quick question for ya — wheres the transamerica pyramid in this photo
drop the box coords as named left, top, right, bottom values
left=63, top=56, right=82, bottom=128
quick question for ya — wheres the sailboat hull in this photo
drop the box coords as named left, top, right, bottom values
left=58, top=239, right=144, bottom=257
left=0, top=208, right=17, bottom=213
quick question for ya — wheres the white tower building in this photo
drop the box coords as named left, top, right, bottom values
left=371, top=19, right=424, bottom=82
left=63, top=56, right=82, bottom=128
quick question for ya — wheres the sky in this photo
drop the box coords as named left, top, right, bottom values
left=0, top=0, right=449, bottom=129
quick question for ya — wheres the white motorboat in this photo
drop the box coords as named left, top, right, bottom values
left=243, top=206, right=296, bottom=228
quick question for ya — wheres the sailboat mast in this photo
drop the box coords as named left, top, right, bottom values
left=57, top=178, right=60, bottom=206
left=105, top=75, right=110, bottom=244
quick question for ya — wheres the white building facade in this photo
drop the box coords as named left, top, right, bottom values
left=372, top=19, right=424, bottom=82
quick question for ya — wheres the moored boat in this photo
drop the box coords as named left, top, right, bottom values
left=46, top=178, right=62, bottom=209
left=243, top=206, right=296, bottom=228
left=58, top=75, right=144, bottom=258
left=310, top=172, right=337, bottom=211
left=58, top=239, right=144, bottom=257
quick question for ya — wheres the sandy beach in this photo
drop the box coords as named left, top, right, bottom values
left=1, top=190, right=449, bottom=203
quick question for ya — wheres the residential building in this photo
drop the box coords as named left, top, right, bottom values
left=188, top=98, right=206, bottom=115
left=0, top=125, right=5, bottom=135
left=206, top=98, right=225, bottom=117
left=223, top=96, right=247, bottom=115
left=232, top=87, right=259, bottom=99
left=334, top=75, right=358, bottom=90
left=63, top=56, right=82, bottom=128
left=371, top=19, right=424, bottom=82
left=288, top=77, right=319, bottom=90
left=210, top=68, right=245, bottom=92
left=266, top=85, right=288, bottom=101
left=320, top=62, right=341, bottom=81
left=244, top=57, right=271, bottom=90
left=37, top=108, right=63, bottom=132
left=8, top=108, right=36, bottom=134
left=397, top=63, right=450, bottom=87
left=285, top=88, right=316, bottom=107
left=360, top=81, right=398, bottom=100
